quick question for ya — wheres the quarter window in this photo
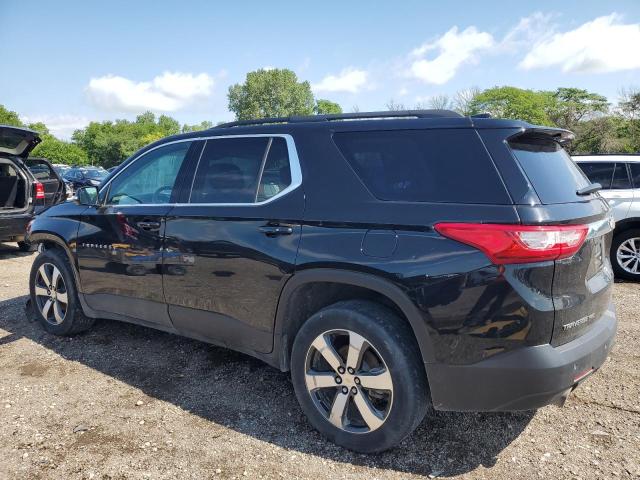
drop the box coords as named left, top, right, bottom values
left=630, top=163, right=640, bottom=188
left=334, top=129, right=510, bottom=204
left=106, top=142, right=191, bottom=205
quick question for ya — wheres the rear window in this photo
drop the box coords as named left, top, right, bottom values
left=508, top=135, right=590, bottom=204
left=333, top=129, right=510, bottom=204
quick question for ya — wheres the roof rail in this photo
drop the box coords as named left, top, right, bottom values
left=216, top=109, right=463, bottom=129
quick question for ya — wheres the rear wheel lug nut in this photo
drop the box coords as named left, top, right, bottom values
left=354, top=377, right=360, bottom=385
left=335, top=376, right=342, bottom=384
left=351, top=387, right=357, bottom=395
left=341, top=386, right=348, bottom=395
left=347, top=367, right=355, bottom=375
left=337, top=367, right=345, bottom=374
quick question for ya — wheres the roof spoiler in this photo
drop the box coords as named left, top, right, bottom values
left=512, top=126, right=575, bottom=145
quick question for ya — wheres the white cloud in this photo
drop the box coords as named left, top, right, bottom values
left=21, top=114, right=90, bottom=140
left=312, top=68, right=369, bottom=93
left=86, top=71, right=215, bottom=112
left=501, top=12, right=556, bottom=51
left=408, top=26, right=494, bottom=85
left=520, top=14, right=640, bottom=73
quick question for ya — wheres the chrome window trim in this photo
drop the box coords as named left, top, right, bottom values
left=99, top=133, right=302, bottom=207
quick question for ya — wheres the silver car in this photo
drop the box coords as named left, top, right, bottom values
left=575, top=155, right=640, bottom=280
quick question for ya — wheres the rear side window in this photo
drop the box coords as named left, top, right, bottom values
left=333, top=129, right=510, bottom=204
left=190, top=137, right=293, bottom=204
left=612, top=163, right=631, bottom=189
left=578, top=162, right=614, bottom=189
left=508, top=136, right=590, bottom=204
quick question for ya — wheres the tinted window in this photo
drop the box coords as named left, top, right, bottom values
left=578, top=162, right=614, bottom=189
left=612, top=163, right=631, bottom=189
left=630, top=163, right=640, bottom=188
left=333, top=129, right=509, bottom=204
left=509, top=136, right=589, bottom=204
left=257, top=138, right=292, bottom=202
left=190, top=137, right=269, bottom=203
left=107, top=142, right=191, bottom=205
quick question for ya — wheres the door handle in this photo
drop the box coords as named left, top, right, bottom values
left=137, top=220, right=161, bottom=231
left=259, top=225, right=294, bottom=237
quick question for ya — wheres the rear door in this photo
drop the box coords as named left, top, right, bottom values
left=76, top=141, right=195, bottom=327
left=25, top=158, right=65, bottom=207
left=503, top=133, right=614, bottom=346
left=163, top=134, right=304, bottom=353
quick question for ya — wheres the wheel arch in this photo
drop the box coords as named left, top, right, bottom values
left=274, top=268, right=435, bottom=371
left=613, top=217, right=640, bottom=236
left=28, top=232, right=82, bottom=290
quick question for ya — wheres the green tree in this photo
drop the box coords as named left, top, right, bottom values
left=182, top=120, right=214, bottom=133
left=469, top=86, right=554, bottom=125
left=548, top=88, right=609, bottom=130
left=31, top=135, right=89, bottom=165
left=228, top=68, right=315, bottom=120
left=72, top=111, right=190, bottom=167
left=315, top=99, right=343, bottom=115
left=0, top=105, right=24, bottom=126
left=26, top=122, right=50, bottom=136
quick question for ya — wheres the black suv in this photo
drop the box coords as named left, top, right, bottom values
left=0, top=126, right=65, bottom=250
left=26, top=111, right=617, bottom=452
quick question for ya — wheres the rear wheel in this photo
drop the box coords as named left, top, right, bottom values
left=29, top=248, right=94, bottom=335
left=290, top=300, right=428, bottom=453
left=612, top=229, right=640, bottom=281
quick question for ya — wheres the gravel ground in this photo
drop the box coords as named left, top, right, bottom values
left=0, top=243, right=638, bottom=480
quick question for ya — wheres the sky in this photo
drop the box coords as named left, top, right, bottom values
left=1, top=0, right=639, bottom=139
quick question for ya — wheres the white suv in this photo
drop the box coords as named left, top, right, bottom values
left=575, top=155, right=640, bottom=280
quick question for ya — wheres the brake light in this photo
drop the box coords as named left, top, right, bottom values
left=35, top=182, right=45, bottom=200
left=434, top=223, right=588, bottom=264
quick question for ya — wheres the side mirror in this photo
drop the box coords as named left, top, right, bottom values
left=76, top=186, right=99, bottom=206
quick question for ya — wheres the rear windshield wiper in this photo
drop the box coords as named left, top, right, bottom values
left=576, top=183, right=602, bottom=196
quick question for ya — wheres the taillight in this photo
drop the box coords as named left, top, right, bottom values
left=35, top=182, right=45, bottom=200
left=434, top=223, right=588, bottom=265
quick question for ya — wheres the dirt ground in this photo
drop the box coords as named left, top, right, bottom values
left=0, top=243, right=638, bottom=480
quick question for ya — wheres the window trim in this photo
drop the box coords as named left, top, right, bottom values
left=99, top=133, right=302, bottom=207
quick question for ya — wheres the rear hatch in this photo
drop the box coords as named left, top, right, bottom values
left=0, top=125, right=41, bottom=158
left=506, top=130, right=614, bottom=346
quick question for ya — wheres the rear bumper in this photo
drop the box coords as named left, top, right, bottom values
left=427, top=302, right=617, bottom=411
left=0, top=213, right=32, bottom=242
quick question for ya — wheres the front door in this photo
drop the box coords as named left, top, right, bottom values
left=163, top=135, right=304, bottom=353
left=76, top=141, right=195, bottom=327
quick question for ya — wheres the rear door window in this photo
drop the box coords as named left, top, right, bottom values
left=611, top=163, right=631, bottom=189
left=508, top=136, right=590, bottom=204
left=578, top=162, right=614, bottom=189
left=333, top=129, right=510, bottom=204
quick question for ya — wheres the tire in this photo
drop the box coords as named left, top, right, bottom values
left=290, top=300, right=428, bottom=453
left=611, top=229, right=640, bottom=281
left=18, top=241, right=34, bottom=252
left=29, top=248, right=95, bottom=335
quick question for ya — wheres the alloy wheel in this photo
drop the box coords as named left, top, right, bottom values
left=616, top=237, right=640, bottom=275
left=304, top=329, right=393, bottom=433
left=34, top=263, right=68, bottom=325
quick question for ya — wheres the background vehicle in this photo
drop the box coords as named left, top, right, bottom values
left=27, top=111, right=616, bottom=452
left=63, top=166, right=108, bottom=191
left=0, top=126, right=65, bottom=250
left=575, top=155, right=640, bottom=280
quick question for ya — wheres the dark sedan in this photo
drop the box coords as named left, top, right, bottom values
left=63, top=167, right=108, bottom=191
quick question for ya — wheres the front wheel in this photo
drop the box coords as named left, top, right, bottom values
left=290, top=300, right=428, bottom=453
left=29, top=248, right=95, bottom=335
left=611, top=229, right=640, bottom=281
